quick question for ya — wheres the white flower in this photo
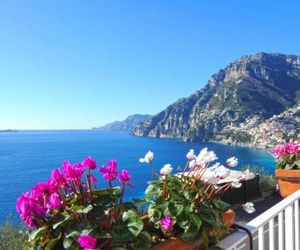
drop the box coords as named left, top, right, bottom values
left=189, top=160, right=197, bottom=169
left=240, top=170, right=255, bottom=181
left=203, top=171, right=219, bottom=184
left=160, top=164, right=173, bottom=176
left=231, top=179, right=242, bottom=188
left=186, top=149, right=196, bottom=160
left=214, top=165, right=230, bottom=179
left=139, top=151, right=154, bottom=163
left=196, top=148, right=218, bottom=167
left=226, top=157, right=238, bottom=167
left=243, top=202, right=256, bottom=214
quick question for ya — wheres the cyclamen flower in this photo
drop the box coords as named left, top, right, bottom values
left=16, top=192, right=46, bottom=228
left=119, top=169, right=131, bottom=184
left=77, top=235, right=97, bottom=250
left=99, top=159, right=118, bottom=182
left=240, top=170, right=255, bottom=181
left=214, top=165, right=230, bottom=179
left=139, top=151, right=154, bottom=163
left=186, top=149, right=196, bottom=160
left=160, top=164, right=173, bottom=176
left=226, top=157, right=239, bottom=167
left=273, top=141, right=300, bottom=158
left=50, top=168, right=66, bottom=191
left=196, top=148, right=218, bottom=167
left=82, top=156, right=97, bottom=170
left=47, top=193, right=61, bottom=209
left=243, top=202, right=256, bottom=214
left=231, top=180, right=242, bottom=188
left=160, top=216, right=174, bottom=232
left=62, top=161, right=85, bottom=183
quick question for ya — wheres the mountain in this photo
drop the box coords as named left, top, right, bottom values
left=133, top=52, right=300, bottom=148
left=93, top=114, right=151, bottom=132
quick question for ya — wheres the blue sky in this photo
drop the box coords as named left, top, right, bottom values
left=0, top=1, right=300, bottom=129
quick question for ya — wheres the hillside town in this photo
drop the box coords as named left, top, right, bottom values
left=222, top=105, right=300, bottom=149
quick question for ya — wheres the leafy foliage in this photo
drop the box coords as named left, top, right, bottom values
left=145, top=174, right=230, bottom=247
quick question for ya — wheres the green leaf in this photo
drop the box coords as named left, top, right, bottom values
left=45, top=235, right=61, bottom=250
left=65, top=230, right=80, bottom=239
left=167, top=203, right=184, bottom=217
left=132, top=231, right=152, bottom=250
left=190, top=214, right=202, bottom=230
left=53, top=216, right=70, bottom=229
left=181, top=223, right=200, bottom=242
left=176, top=212, right=189, bottom=229
left=63, top=237, right=73, bottom=249
left=148, top=206, right=162, bottom=222
left=111, top=209, right=144, bottom=242
left=29, top=226, right=49, bottom=242
left=92, top=187, right=120, bottom=197
left=72, top=204, right=93, bottom=214
left=132, top=198, right=147, bottom=204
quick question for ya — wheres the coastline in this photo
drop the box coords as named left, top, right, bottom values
left=131, top=133, right=274, bottom=156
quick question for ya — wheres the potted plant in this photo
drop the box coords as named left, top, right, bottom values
left=17, top=150, right=254, bottom=249
left=273, top=141, right=300, bottom=198
left=139, top=148, right=253, bottom=249
left=16, top=157, right=152, bottom=250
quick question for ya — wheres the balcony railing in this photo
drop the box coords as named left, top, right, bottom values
left=219, top=189, right=300, bottom=250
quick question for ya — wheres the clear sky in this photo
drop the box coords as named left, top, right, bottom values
left=0, top=1, right=300, bottom=129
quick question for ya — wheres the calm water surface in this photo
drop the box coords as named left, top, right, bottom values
left=0, top=130, right=274, bottom=223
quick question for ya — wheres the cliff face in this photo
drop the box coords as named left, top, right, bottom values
left=133, top=53, right=300, bottom=148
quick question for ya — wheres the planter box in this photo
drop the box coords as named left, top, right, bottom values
left=220, top=175, right=260, bottom=204
left=150, top=210, right=236, bottom=250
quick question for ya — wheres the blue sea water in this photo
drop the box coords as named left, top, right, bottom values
left=0, top=130, right=274, bottom=224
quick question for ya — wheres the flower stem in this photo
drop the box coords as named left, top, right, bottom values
left=150, top=161, right=156, bottom=180
left=120, top=183, right=126, bottom=204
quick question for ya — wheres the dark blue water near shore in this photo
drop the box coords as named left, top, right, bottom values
left=0, top=130, right=274, bottom=223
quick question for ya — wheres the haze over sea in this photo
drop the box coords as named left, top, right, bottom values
left=0, top=130, right=274, bottom=223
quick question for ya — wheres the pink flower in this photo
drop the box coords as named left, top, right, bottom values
left=16, top=192, right=46, bottom=228
left=47, top=193, right=61, bottom=209
left=63, top=161, right=85, bottom=183
left=118, top=169, right=133, bottom=187
left=119, top=169, right=130, bottom=183
left=50, top=168, right=66, bottom=191
left=77, top=235, right=97, bottom=250
left=82, top=156, right=97, bottom=170
left=160, top=216, right=174, bottom=232
left=99, top=160, right=118, bottom=182
left=273, top=142, right=300, bottom=158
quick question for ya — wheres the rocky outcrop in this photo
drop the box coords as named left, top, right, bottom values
left=133, top=52, right=300, bottom=148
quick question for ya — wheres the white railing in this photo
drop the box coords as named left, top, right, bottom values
left=219, top=189, right=300, bottom=250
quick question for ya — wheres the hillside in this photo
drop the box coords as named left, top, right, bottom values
left=133, top=52, right=300, bottom=148
left=93, top=114, right=151, bottom=132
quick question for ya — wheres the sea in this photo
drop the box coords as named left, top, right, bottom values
left=0, top=130, right=274, bottom=224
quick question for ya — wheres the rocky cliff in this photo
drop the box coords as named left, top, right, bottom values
left=133, top=52, right=300, bottom=148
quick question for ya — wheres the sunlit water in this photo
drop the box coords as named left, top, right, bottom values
left=0, top=130, right=274, bottom=223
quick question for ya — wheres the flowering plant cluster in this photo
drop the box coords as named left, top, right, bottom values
left=16, top=157, right=150, bottom=250
left=273, top=141, right=300, bottom=169
left=141, top=148, right=254, bottom=247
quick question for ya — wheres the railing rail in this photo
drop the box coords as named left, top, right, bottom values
left=219, top=189, right=300, bottom=250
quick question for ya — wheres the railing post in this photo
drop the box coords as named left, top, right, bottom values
left=285, top=204, right=294, bottom=250
left=295, top=199, right=299, bottom=250
left=278, top=211, right=284, bottom=250
left=258, top=226, right=264, bottom=250
left=269, top=218, right=274, bottom=250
